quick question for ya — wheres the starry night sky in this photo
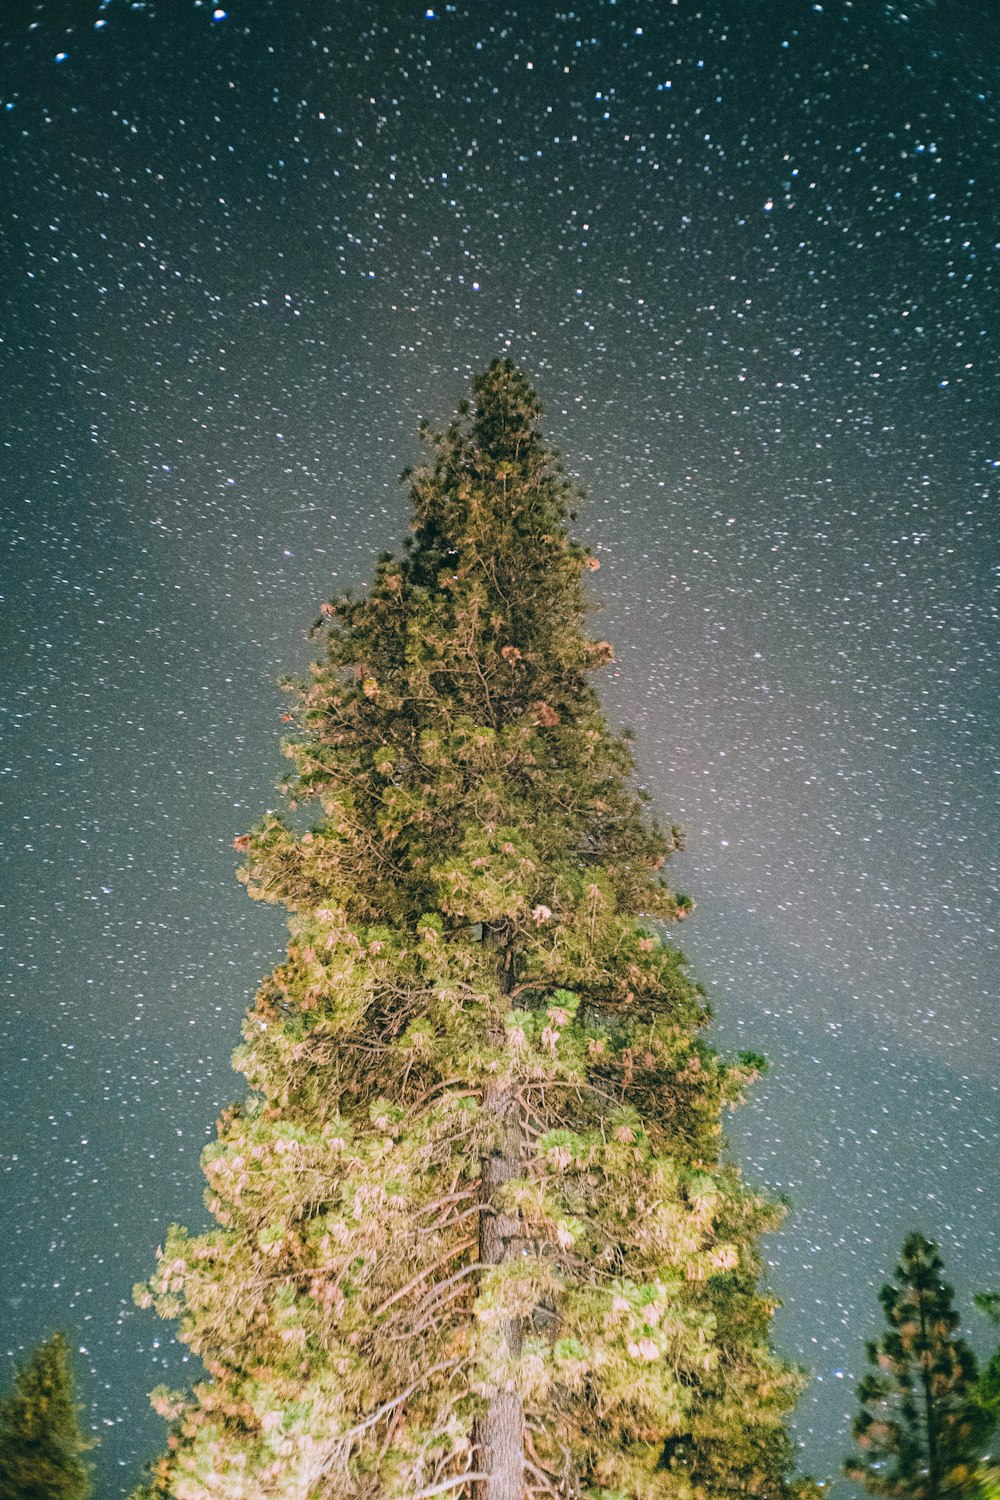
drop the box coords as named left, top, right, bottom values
left=1, top=1, right=997, bottom=1492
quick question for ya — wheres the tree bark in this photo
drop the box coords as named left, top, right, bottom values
left=473, top=933, right=524, bottom=1500
left=918, top=1290, right=940, bottom=1500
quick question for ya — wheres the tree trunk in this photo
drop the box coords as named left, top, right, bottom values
left=474, top=934, right=524, bottom=1500
left=918, top=1291, right=940, bottom=1500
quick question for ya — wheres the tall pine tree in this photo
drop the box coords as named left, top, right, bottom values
left=134, top=362, right=803, bottom=1500
left=0, top=1333, right=94, bottom=1500
left=846, top=1232, right=987, bottom=1499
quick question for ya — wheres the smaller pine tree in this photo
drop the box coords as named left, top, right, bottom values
left=0, top=1334, right=94, bottom=1500
left=846, top=1233, right=987, bottom=1499
left=974, top=1293, right=1000, bottom=1430
left=972, top=1293, right=1000, bottom=1499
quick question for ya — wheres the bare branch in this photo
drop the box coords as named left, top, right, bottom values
left=407, top=1474, right=489, bottom=1499
left=333, top=1359, right=465, bottom=1446
left=371, top=1237, right=477, bottom=1320
left=390, top=1261, right=486, bottom=1339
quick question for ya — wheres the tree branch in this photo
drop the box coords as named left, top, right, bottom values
left=333, top=1359, right=465, bottom=1446
left=371, top=1237, right=477, bottom=1319
left=408, top=1474, right=489, bottom=1499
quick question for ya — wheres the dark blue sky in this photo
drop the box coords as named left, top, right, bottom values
left=1, top=1, right=997, bottom=1493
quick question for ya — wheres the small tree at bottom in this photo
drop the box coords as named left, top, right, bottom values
left=970, top=1293, right=1000, bottom=1499
left=847, top=1232, right=988, bottom=1499
left=0, top=1333, right=94, bottom=1500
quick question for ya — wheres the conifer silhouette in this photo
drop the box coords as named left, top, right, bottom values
left=847, top=1232, right=987, bottom=1498
left=0, top=1333, right=94, bottom=1500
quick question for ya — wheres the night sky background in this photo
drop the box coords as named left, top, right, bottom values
left=2, top=0, right=998, bottom=1493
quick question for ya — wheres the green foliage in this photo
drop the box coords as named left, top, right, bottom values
left=975, top=1323, right=1000, bottom=1430
left=0, top=1333, right=94, bottom=1500
left=846, top=1232, right=988, bottom=1499
left=976, top=1297, right=1000, bottom=1329
left=971, top=1292, right=1000, bottom=1499
left=134, top=361, right=803, bottom=1498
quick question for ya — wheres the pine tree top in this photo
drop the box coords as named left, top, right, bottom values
left=0, top=1333, right=94, bottom=1500
left=243, top=358, right=693, bottom=954
left=876, top=1232, right=962, bottom=1339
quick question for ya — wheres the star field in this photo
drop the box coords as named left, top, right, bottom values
left=1, top=2, right=997, bottom=1493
